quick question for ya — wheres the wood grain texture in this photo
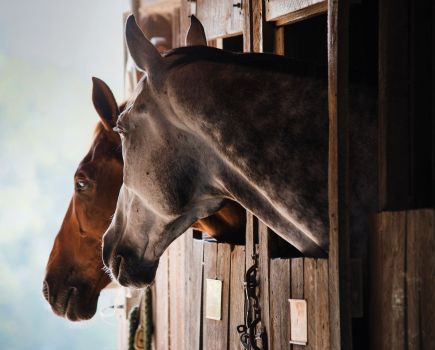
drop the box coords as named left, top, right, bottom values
left=407, top=210, right=435, bottom=350
left=270, top=258, right=290, bottom=350
left=154, top=251, right=169, bottom=350
left=275, top=2, right=327, bottom=26
left=327, top=0, right=351, bottom=348
left=316, top=259, right=330, bottom=350
left=258, top=221, right=272, bottom=350
left=274, top=26, right=285, bottom=55
left=168, top=235, right=186, bottom=350
left=304, top=258, right=316, bottom=350
left=172, top=6, right=181, bottom=47
left=303, top=259, right=330, bottom=350
left=291, top=258, right=304, bottom=350
left=252, top=0, right=265, bottom=52
left=203, top=242, right=231, bottom=349
left=242, top=0, right=252, bottom=52
left=266, top=0, right=327, bottom=24
left=179, top=0, right=192, bottom=45
left=371, top=210, right=435, bottom=349
left=370, top=212, right=406, bottom=350
left=184, top=230, right=204, bottom=350
left=229, top=245, right=246, bottom=350
left=196, top=0, right=243, bottom=40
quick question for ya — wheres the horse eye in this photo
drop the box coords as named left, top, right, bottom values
left=113, top=124, right=127, bottom=135
left=75, top=179, right=87, bottom=192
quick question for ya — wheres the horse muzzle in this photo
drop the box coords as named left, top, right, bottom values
left=103, top=245, right=159, bottom=288
left=42, top=277, right=98, bottom=321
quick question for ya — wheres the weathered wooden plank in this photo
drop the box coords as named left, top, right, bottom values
left=154, top=250, right=169, bottom=350
left=266, top=0, right=327, bottom=25
left=179, top=0, right=193, bottom=45
left=407, top=210, right=435, bottom=350
left=369, top=212, right=381, bottom=350
left=242, top=0, right=252, bottom=52
left=217, top=243, right=231, bottom=346
left=203, top=242, right=231, bottom=349
left=276, top=2, right=327, bottom=27
left=202, top=242, right=218, bottom=349
left=371, top=212, right=406, bottom=350
left=327, top=0, right=351, bottom=348
left=407, top=210, right=421, bottom=350
left=291, top=258, right=304, bottom=299
left=196, top=0, right=243, bottom=40
left=230, top=0, right=244, bottom=37
left=291, top=258, right=304, bottom=350
left=251, top=0, right=265, bottom=52
left=168, top=234, right=186, bottom=350
left=258, top=221, right=271, bottom=349
left=229, top=245, right=246, bottom=350
left=184, top=230, right=204, bottom=350
left=270, top=258, right=290, bottom=350
left=304, top=258, right=317, bottom=350
left=274, top=26, right=285, bottom=55
left=316, top=259, right=330, bottom=350
left=172, top=6, right=181, bottom=47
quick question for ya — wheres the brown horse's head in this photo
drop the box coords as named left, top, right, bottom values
left=43, top=78, right=123, bottom=321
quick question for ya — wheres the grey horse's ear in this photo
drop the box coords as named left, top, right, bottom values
left=125, top=15, right=162, bottom=74
left=92, top=77, right=119, bottom=131
left=186, top=15, right=207, bottom=46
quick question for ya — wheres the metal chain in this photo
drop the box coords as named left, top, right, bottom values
left=237, top=252, right=266, bottom=350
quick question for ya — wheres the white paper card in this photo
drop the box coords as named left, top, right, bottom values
left=289, top=299, right=308, bottom=345
left=205, top=279, right=222, bottom=320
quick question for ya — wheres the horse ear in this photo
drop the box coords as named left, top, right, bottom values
left=125, top=15, right=162, bottom=74
left=92, top=77, right=119, bottom=131
left=186, top=15, right=207, bottom=46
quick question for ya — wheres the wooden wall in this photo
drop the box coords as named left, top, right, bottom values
left=370, top=210, right=435, bottom=350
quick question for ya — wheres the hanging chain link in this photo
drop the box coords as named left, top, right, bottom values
left=237, top=252, right=267, bottom=350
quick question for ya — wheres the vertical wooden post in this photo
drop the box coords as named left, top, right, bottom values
left=242, top=0, right=274, bottom=53
left=130, top=0, right=140, bottom=21
left=327, top=0, right=351, bottom=349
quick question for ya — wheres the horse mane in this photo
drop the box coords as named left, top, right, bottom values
left=164, top=46, right=327, bottom=79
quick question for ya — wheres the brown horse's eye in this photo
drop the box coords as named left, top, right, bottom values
left=75, top=179, right=88, bottom=192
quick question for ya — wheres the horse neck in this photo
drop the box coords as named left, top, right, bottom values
left=166, top=61, right=329, bottom=255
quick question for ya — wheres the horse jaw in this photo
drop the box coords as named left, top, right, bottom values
left=102, top=186, right=227, bottom=287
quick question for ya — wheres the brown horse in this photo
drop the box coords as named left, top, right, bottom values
left=43, top=77, right=245, bottom=321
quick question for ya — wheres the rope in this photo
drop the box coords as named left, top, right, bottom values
left=143, top=286, right=153, bottom=350
left=132, top=287, right=153, bottom=350
left=128, top=305, right=140, bottom=350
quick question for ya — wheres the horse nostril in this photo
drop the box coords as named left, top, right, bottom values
left=113, top=255, right=124, bottom=278
left=42, top=280, right=50, bottom=302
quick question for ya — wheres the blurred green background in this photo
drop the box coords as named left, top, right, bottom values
left=0, top=1, right=128, bottom=349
